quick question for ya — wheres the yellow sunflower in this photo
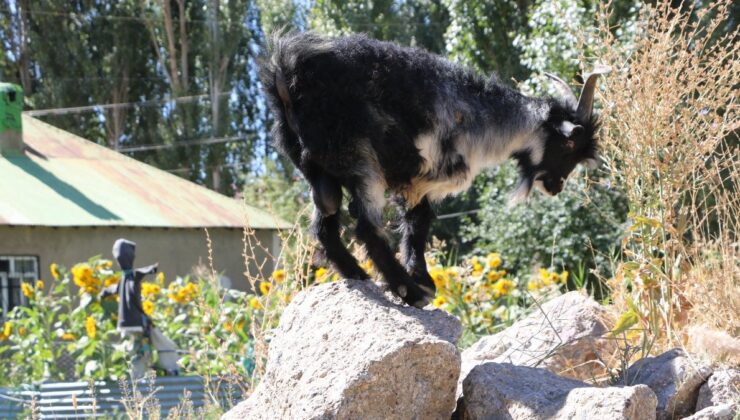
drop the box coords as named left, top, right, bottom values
left=85, top=316, right=96, bottom=339
left=259, top=282, right=272, bottom=295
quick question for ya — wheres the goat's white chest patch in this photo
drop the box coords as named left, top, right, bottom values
left=409, top=172, right=476, bottom=204
left=415, top=134, right=440, bottom=175
left=402, top=133, right=478, bottom=205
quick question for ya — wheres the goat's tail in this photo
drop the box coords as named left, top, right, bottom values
left=259, top=31, right=331, bottom=160
left=273, top=55, right=299, bottom=135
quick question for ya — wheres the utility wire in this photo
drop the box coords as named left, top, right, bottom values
left=164, top=160, right=250, bottom=173
left=0, top=7, right=447, bottom=27
left=118, top=135, right=251, bottom=153
left=436, top=209, right=480, bottom=220
left=25, top=91, right=232, bottom=117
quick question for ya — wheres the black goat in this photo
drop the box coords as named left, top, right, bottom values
left=260, top=32, right=609, bottom=307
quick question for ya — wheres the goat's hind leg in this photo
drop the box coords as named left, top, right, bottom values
left=308, top=171, right=369, bottom=280
left=351, top=187, right=432, bottom=308
left=400, top=197, right=436, bottom=298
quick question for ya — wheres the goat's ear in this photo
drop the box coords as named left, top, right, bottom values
left=556, top=121, right=583, bottom=139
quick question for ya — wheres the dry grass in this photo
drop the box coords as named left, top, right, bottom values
left=590, top=0, right=739, bottom=359
left=239, top=204, right=316, bottom=384
left=119, top=373, right=161, bottom=420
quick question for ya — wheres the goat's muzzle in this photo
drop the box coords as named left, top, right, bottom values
left=536, top=175, right=564, bottom=196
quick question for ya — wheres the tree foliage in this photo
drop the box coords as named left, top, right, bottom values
left=443, top=0, right=529, bottom=80
left=1, top=0, right=271, bottom=196
left=309, top=0, right=449, bottom=52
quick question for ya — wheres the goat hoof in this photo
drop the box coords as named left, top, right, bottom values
left=410, top=293, right=432, bottom=309
left=347, top=269, right=370, bottom=281
left=396, top=282, right=433, bottom=308
left=419, top=284, right=435, bottom=298
left=409, top=271, right=436, bottom=296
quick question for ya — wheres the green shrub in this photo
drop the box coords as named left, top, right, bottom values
left=462, top=162, right=628, bottom=295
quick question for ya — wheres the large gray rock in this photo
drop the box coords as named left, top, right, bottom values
left=695, top=368, right=739, bottom=416
left=619, top=348, right=712, bottom=420
left=223, top=279, right=462, bottom=420
left=460, top=291, right=616, bottom=394
left=681, top=404, right=735, bottom=420
left=459, top=362, right=657, bottom=420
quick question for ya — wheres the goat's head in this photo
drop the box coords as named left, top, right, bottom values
left=513, top=65, right=610, bottom=200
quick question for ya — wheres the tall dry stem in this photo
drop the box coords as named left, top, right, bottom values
left=591, top=0, right=738, bottom=350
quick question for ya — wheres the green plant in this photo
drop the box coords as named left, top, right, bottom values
left=424, top=245, right=568, bottom=348
left=463, top=162, right=628, bottom=297
left=0, top=257, right=130, bottom=385
left=242, top=159, right=311, bottom=225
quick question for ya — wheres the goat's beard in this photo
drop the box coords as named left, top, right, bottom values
left=509, top=174, right=534, bottom=205
left=509, top=149, right=541, bottom=205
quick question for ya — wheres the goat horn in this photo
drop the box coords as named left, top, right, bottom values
left=576, top=64, right=612, bottom=121
left=544, top=72, right=577, bottom=107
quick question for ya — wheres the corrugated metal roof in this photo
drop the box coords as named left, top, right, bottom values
left=0, top=115, right=290, bottom=229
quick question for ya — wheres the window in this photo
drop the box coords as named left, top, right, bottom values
left=0, top=256, right=39, bottom=318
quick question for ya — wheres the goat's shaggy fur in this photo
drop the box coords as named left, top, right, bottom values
left=260, top=32, right=605, bottom=307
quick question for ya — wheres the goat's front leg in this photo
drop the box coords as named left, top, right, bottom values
left=351, top=189, right=432, bottom=308
left=399, top=197, right=436, bottom=298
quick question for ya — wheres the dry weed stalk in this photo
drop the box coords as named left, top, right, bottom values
left=119, top=372, right=161, bottom=420
left=165, top=389, right=194, bottom=420
left=240, top=203, right=315, bottom=387
left=177, top=203, right=316, bottom=402
left=592, top=0, right=738, bottom=353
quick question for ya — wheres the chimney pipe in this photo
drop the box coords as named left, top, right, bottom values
left=0, top=83, right=24, bottom=156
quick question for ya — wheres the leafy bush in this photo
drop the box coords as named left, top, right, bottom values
left=0, top=258, right=128, bottom=385
left=242, top=159, right=310, bottom=225
left=462, top=162, right=628, bottom=295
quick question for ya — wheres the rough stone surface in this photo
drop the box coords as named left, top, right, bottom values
left=223, top=279, right=462, bottom=420
left=619, top=348, right=712, bottom=420
left=696, top=368, right=739, bottom=413
left=681, top=404, right=735, bottom=420
left=460, top=291, right=616, bottom=395
left=459, top=362, right=658, bottom=420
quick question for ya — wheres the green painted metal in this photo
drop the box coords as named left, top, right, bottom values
left=0, top=83, right=23, bottom=133
left=0, top=115, right=291, bottom=229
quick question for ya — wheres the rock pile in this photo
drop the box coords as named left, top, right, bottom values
left=224, top=283, right=737, bottom=420
left=688, top=368, right=739, bottom=420
left=459, top=363, right=656, bottom=420
left=617, top=348, right=712, bottom=420
left=460, top=291, right=616, bottom=388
